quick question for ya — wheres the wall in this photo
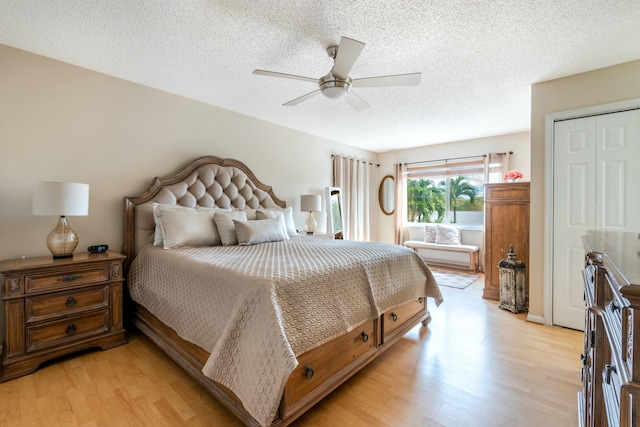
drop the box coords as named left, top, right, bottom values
left=529, top=59, right=640, bottom=323
left=0, top=44, right=377, bottom=265
left=376, top=132, right=531, bottom=245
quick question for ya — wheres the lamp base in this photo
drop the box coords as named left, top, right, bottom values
left=304, top=212, right=317, bottom=234
left=46, top=216, right=79, bottom=259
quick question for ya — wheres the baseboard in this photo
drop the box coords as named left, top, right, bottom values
left=526, top=313, right=545, bottom=324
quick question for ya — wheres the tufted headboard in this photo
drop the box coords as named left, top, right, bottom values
left=122, top=156, right=286, bottom=270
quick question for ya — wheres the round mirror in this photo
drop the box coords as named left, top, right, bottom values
left=378, top=175, right=395, bottom=215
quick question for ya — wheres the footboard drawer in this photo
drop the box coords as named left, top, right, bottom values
left=283, top=319, right=376, bottom=411
left=382, top=297, right=426, bottom=342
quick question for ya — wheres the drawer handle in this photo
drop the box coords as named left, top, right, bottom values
left=580, top=353, right=589, bottom=367
left=361, top=331, right=369, bottom=343
left=305, top=364, right=314, bottom=380
left=418, top=297, right=424, bottom=304
left=604, top=364, right=617, bottom=384
left=391, top=312, right=398, bottom=322
left=66, top=324, right=77, bottom=335
left=610, top=301, right=620, bottom=312
left=65, top=296, right=76, bottom=307
left=58, top=275, right=82, bottom=282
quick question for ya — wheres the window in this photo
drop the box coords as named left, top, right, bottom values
left=406, top=159, right=484, bottom=227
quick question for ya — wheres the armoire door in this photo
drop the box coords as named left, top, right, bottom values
left=553, top=108, right=640, bottom=330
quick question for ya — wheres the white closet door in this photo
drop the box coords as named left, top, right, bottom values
left=553, top=109, right=640, bottom=330
left=553, top=117, right=596, bottom=331
left=596, top=110, right=640, bottom=232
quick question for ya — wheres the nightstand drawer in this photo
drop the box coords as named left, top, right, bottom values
left=25, top=265, right=110, bottom=294
left=26, top=310, right=110, bottom=352
left=25, top=285, right=109, bottom=324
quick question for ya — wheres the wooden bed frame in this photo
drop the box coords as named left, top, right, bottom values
left=122, top=156, right=430, bottom=426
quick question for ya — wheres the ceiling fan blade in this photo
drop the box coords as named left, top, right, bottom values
left=331, top=36, right=365, bottom=80
left=344, top=91, right=370, bottom=111
left=253, top=69, right=318, bottom=83
left=351, top=72, right=422, bottom=88
left=283, top=90, right=321, bottom=106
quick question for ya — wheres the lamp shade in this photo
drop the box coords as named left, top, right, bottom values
left=33, top=182, right=89, bottom=216
left=300, top=194, right=322, bottom=212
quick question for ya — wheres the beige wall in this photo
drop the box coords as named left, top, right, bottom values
left=529, top=59, right=640, bottom=322
left=376, top=132, right=531, bottom=244
left=0, top=44, right=377, bottom=264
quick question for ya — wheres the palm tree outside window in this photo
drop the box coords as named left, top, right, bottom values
left=405, top=158, right=484, bottom=227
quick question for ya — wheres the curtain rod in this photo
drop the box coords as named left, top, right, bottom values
left=331, top=154, right=380, bottom=167
left=403, top=151, right=512, bottom=166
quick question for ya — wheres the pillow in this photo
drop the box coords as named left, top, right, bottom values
left=436, top=224, right=461, bottom=245
left=424, top=224, right=437, bottom=243
left=255, top=210, right=290, bottom=240
left=262, top=207, right=297, bottom=236
left=234, top=218, right=288, bottom=246
left=153, top=204, right=221, bottom=249
left=214, top=210, right=248, bottom=246
left=237, top=208, right=258, bottom=220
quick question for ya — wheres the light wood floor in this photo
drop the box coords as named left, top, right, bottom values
left=0, top=274, right=583, bottom=426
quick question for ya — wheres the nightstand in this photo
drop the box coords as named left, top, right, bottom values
left=0, top=251, right=127, bottom=381
left=300, top=232, right=334, bottom=238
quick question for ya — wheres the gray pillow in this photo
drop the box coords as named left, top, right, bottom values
left=234, top=218, right=288, bottom=246
left=153, top=204, right=223, bottom=249
left=261, top=207, right=297, bottom=236
left=214, top=210, right=248, bottom=246
left=255, top=210, right=290, bottom=239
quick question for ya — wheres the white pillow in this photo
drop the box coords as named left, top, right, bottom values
left=255, top=210, right=290, bottom=239
left=425, top=224, right=437, bottom=243
left=436, top=224, right=461, bottom=245
left=214, top=210, right=248, bottom=246
left=263, top=207, right=297, bottom=236
left=234, top=218, right=288, bottom=246
left=237, top=208, right=258, bottom=220
left=153, top=204, right=221, bottom=249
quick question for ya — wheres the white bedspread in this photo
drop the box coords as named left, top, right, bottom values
left=127, top=236, right=442, bottom=426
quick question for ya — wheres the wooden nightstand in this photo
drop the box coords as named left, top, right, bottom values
left=0, top=251, right=127, bottom=382
left=300, top=232, right=334, bottom=238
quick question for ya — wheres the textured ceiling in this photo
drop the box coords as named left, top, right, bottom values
left=1, top=1, right=640, bottom=152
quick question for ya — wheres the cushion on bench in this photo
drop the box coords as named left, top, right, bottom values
left=404, top=240, right=480, bottom=272
left=403, top=240, right=479, bottom=253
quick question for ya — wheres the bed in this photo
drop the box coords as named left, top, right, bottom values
left=122, top=156, right=442, bottom=426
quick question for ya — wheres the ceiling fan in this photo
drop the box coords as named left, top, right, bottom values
left=253, top=36, right=421, bottom=111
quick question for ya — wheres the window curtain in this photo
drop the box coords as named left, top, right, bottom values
left=332, top=156, right=376, bottom=241
left=485, top=152, right=511, bottom=183
left=394, top=163, right=407, bottom=245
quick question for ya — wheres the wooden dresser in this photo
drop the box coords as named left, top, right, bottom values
left=580, top=231, right=640, bottom=426
left=483, top=182, right=530, bottom=301
left=1, top=252, right=127, bottom=381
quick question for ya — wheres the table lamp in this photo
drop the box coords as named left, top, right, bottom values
left=32, top=181, right=89, bottom=258
left=300, top=194, right=322, bottom=234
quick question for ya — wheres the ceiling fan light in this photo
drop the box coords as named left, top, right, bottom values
left=319, top=75, right=352, bottom=100
left=322, top=86, right=349, bottom=99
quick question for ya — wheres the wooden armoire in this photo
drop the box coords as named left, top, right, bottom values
left=483, top=182, right=530, bottom=301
